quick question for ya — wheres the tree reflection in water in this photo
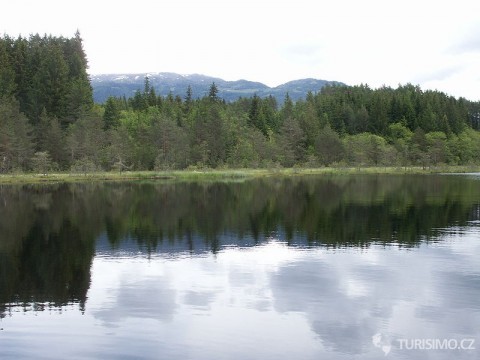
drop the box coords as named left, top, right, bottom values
left=1, top=174, right=479, bottom=317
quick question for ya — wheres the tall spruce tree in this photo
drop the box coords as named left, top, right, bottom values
left=0, top=37, right=16, bottom=98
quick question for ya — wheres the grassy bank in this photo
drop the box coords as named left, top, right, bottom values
left=1, top=165, right=480, bottom=185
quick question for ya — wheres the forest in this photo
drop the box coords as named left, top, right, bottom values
left=1, top=33, right=480, bottom=173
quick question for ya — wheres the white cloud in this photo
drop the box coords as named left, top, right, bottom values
left=1, top=0, right=479, bottom=100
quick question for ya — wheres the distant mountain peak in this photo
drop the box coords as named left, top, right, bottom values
left=90, top=72, right=344, bottom=103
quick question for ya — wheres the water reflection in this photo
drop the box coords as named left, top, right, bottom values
left=0, top=175, right=479, bottom=359
left=3, top=238, right=477, bottom=359
left=1, top=175, right=480, bottom=310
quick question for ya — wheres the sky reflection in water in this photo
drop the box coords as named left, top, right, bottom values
left=0, top=176, right=479, bottom=359
left=2, top=234, right=478, bottom=359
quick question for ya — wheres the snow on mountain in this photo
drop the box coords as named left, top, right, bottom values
left=90, top=72, right=344, bottom=103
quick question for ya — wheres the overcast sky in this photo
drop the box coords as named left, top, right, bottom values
left=1, top=0, right=479, bottom=100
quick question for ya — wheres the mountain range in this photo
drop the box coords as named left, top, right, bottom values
left=90, top=72, right=344, bottom=103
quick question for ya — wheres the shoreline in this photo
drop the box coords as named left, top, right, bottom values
left=1, top=166, right=479, bottom=185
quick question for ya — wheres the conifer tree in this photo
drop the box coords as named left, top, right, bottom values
left=0, top=37, right=16, bottom=98
left=103, top=97, right=121, bottom=130
left=208, top=82, right=219, bottom=102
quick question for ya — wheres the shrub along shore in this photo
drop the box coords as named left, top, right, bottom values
left=1, top=166, right=479, bottom=185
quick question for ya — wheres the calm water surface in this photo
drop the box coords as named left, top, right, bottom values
left=0, top=174, right=479, bottom=359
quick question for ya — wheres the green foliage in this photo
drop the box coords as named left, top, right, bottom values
left=103, top=97, right=121, bottom=130
left=37, top=111, right=68, bottom=168
left=227, top=127, right=275, bottom=168
left=0, top=33, right=92, bottom=124
left=107, top=125, right=132, bottom=171
left=426, top=131, right=450, bottom=165
left=0, top=38, right=16, bottom=98
left=0, top=97, right=34, bottom=172
left=1, top=33, right=480, bottom=173
left=345, top=133, right=388, bottom=166
left=447, top=129, right=480, bottom=165
left=315, top=125, right=344, bottom=166
left=388, top=122, right=412, bottom=142
left=70, top=157, right=98, bottom=175
left=152, top=115, right=189, bottom=170
left=32, top=151, right=56, bottom=174
left=208, top=82, right=219, bottom=102
left=67, top=111, right=105, bottom=168
left=248, top=94, right=266, bottom=136
left=278, top=116, right=306, bottom=167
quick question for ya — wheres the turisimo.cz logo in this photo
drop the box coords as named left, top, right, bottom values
left=397, top=338, right=476, bottom=351
left=372, top=333, right=392, bottom=356
left=372, top=333, right=476, bottom=356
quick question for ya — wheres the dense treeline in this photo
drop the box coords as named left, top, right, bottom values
left=1, top=33, right=480, bottom=173
left=0, top=31, right=92, bottom=124
left=0, top=32, right=92, bottom=172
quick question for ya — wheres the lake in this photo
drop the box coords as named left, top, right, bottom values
left=0, top=174, right=479, bottom=359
